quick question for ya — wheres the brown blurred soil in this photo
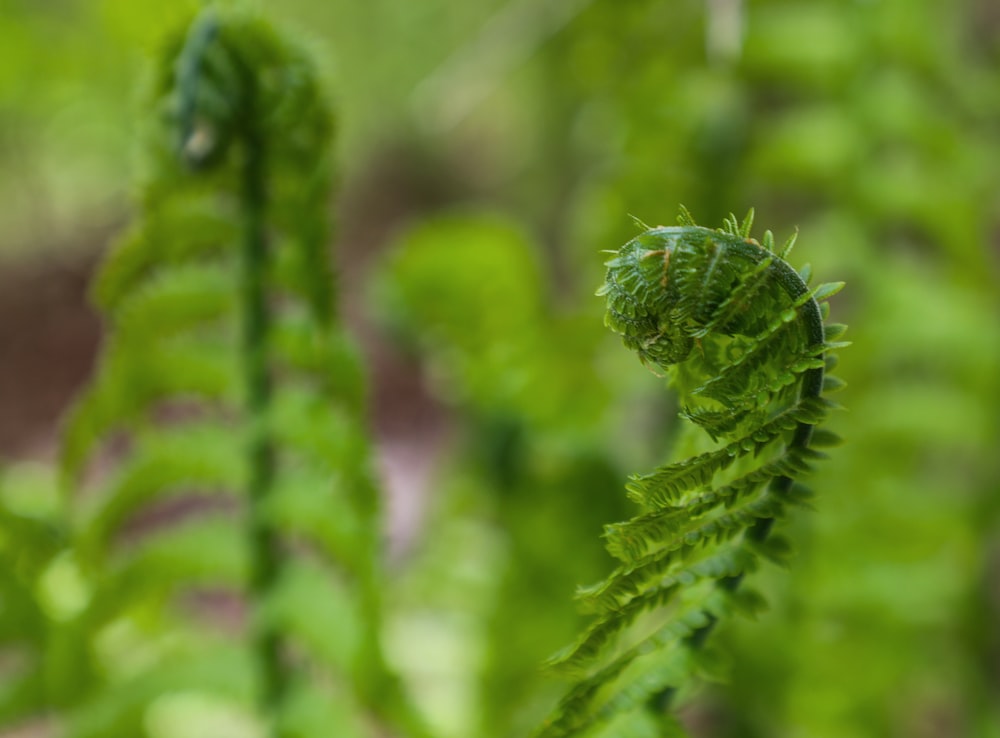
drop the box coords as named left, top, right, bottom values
left=0, top=247, right=103, bottom=460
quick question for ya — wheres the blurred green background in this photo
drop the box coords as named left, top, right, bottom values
left=1, top=0, right=998, bottom=736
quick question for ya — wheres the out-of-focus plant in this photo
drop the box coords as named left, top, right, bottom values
left=51, top=8, right=421, bottom=737
left=0, top=464, right=71, bottom=729
left=374, top=212, right=639, bottom=738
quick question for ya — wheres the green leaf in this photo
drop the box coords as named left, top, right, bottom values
left=811, top=281, right=846, bottom=301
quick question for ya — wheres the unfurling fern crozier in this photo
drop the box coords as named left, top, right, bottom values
left=537, top=210, right=847, bottom=736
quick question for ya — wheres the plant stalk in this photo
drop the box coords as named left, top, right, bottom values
left=238, top=89, right=284, bottom=714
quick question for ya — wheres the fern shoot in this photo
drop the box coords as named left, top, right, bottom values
left=537, top=209, right=847, bottom=737
left=58, top=8, right=419, bottom=737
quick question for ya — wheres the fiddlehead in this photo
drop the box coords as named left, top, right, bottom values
left=537, top=209, right=847, bottom=737
left=60, top=8, right=415, bottom=736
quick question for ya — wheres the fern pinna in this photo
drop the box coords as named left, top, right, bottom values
left=59, top=9, right=411, bottom=737
left=538, top=209, right=847, bottom=737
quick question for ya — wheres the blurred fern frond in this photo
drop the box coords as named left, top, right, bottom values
left=57, top=8, right=418, bottom=737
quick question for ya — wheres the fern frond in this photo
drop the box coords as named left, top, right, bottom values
left=111, top=262, right=235, bottom=341
left=540, top=210, right=846, bottom=731
left=262, top=469, right=366, bottom=565
left=93, top=200, right=238, bottom=311
left=260, top=558, right=364, bottom=676
left=58, top=7, right=423, bottom=735
left=94, top=515, right=247, bottom=608
left=624, top=395, right=827, bottom=509
left=605, top=457, right=793, bottom=561
left=270, top=386, right=363, bottom=469
left=539, top=590, right=730, bottom=738
left=75, top=424, right=244, bottom=561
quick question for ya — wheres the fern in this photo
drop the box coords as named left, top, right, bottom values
left=537, top=209, right=847, bottom=737
left=58, top=8, right=419, bottom=737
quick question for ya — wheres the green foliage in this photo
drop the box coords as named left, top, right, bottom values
left=503, top=2, right=1000, bottom=734
left=0, top=464, right=73, bottom=726
left=536, top=212, right=846, bottom=737
left=376, top=213, right=613, bottom=435
left=51, top=7, right=414, bottom=737
left=374, top=213, right=636, bottom=738
left=2, top=2, right=999, bottom=736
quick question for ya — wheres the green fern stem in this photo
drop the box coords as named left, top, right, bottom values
left=176, top=10, right=286, bottom=712
left=239, top=89, right=285, bottom=709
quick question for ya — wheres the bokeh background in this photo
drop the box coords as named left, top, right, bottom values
left=1, top=1, right=998, bottom=736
